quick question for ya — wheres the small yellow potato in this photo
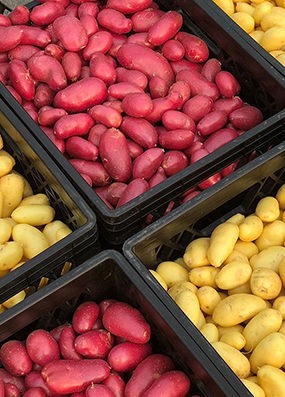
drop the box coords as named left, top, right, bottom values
left=250, top=332, right=285, bottom=373
left=215, top=261, right=252, bottom=290
left=0, top=174, right=24, bottom=217
left=2, top=290, right=26, bottom=308
left=156, top=261, right=189, bottom=288
left=12, top=224, right=49, bottom=260
left=218, top=292, right=228, bottom=300
left=243, top=308, right=282, bottom=351
left=234, top=240, right=259, bottom=258
left=175, top=290, right=200, bottom=326
left=0, top=241, right=23, bottom=271
left=11, top=205, right=55, bottom=227
left=272, top=5, right=285, bottom=13
left=197, top=310, right=206, bottom=329
left=250, top=30, right=265, bottom=42
left=258, top=365, right=285, bottom=397
left=220, top=331, right=246, bottom=350
left=43, top=221, right=69, bottom=245
left=196, top=286, right=222, bottom=315
left=218, top=324, right=244, bottom=337
left=226, top=213, right=245, bottom=225
left=241, top=379, right=265, bottom=397
left=270, top=50, right=285, bottom=57
left=208, top=223, right=239, bottom=267
left=183, top=238, right=210, bottom=268
left=253, top=1, right=274, bottom=25
left=279, top=257, right=285, bottom=286
left=276, top=184, right=285, bottom=209
left=0, top=154, right=14, bottom=178
left=56, top=226, right=72, bottom=242
left=212, top=0, right=235, bottom=15
left=200, top=323, right=219, bottom=343
left=168, top=281, right=197, bottom=300
left=11, top=170, right=33, bottom=198
left=255, top=220, right=285, bottom=251
left=251, top=267, right=282, bottom=299
left=232, top=12, right=255, bottom=33
left=0, top=219, right=12, bottom=244
left=149, top=270, right=168, bottom=291
left=3, top=217, right=17, bottom=228
left=224, top=249, right=249, bottom=264
left=246, top=376, right=259, bottom=384
left=273, top=296, right=285, bottom=318
left=18, top=194, right=50, bottom=207
left=277, top=53, right=285, bottom=65
left=260, top=26, right=285, bottom=50
left=250, top=246, right=285, bottom=273
left=189, top=266, right=220, bottom=288
left=228, top=280, right=252, bottom=295
left=213, top=293, right=267, bottom=327
left=212, top=342, right=250, bottom=378
left=256, top=196, right=280, bottom=222
left=236, top=2, right=256, bottom=15
left=239, top=215, right=264, bottom=242
left=261, top=11, right=285, bottom=31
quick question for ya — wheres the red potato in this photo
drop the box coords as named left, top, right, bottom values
left=8, top=60, right=35, bottom=101
left=26, top=330, right=60, bottom=367
left=102, top=302, right=151, bottom=343
left=80, top=66, right=90, bottom=79
left=181, top=190, right=200, bottom=203
left=62, top=52, right=81, bottom=81
left=215, top=71, right=241, bottom=98
left=117, top=43, right=174, bottom=87
left=201, top=59, right=221, bottom=83
left=190, top=148, right=209, bottom=164
left=20, top=26, right=51, bottom=48
left=99, top=299, right=117, bottom=318
left=203, top=128, right=238, bottom=153
left=0, top=341, right=32, bottom=377
left=50, top=324, right=68, bottom=342
left=127, top=32, right=155, bottom=49
left=83, top=32, right=113, bottom=60
left=184, top=141, right=204, bottom=158
left=8, top=6, right=30, bottom=25
left=72, top=301, right=100, bottom=334
left=53, top=16, right=88, bottom=51
left=25, top=372, right=56, bottom=397
left=0, top=26, right=23, bottom=52
left=162, top=150, right=188, bottom=176
left=106, top=0, right=152, bottom=14
left=45, top=24, right=58, bottom=43
left=108, top=82, right=143, bottom=100
left=127, top=140, right=144, bottom=159
left=0, top=379, right=4, bottom=397
left=42, top=360, right=110, bottom=394
left=170, top=59, right=202, bottom=74
left=54, top=113, right=94, bottom=139
left=148, top=166, right=167, bottom=188
left=125, top=354, right=175, bottom=397
left=34, top=83, right=55, bottom=108
left=133, top=148, right=164, bottom=180
left=8, top=45, right=39, bottom=62
left=22, top=99, right=37, bottom=112
left=66, top=137, right=98, bottom=161
left=213, top=97, right=243, bottom=115
left=66, top=4, right=78, bottom=17
left=6, top=86, right=22, bottom=104
left=86, top=384, right=115, bottom=397
left=75, top=330, right=114, bottom=359
left=78, top=2, right=99, bottom=17
left=198, top=173, right=221, bottom=190
left=131, top=9, right=164, bottom=32
left=197, top=110, right=228, bottom=136
left=149, top=77, right=168, bottom=99
left=97, top=9, right=132, bottom=35
left=41, top=126, right=65, bottom=153
left=28, top=55, right=67, bottom=91
left=162, top=40, right=185, bottom=62
left=90, top=53, right=116, bottom=86
left=80, top=15, right=98, bottom=37
left=159, top=129, right=194, bottom=150
left=162, top=110, right=195, bottom=131
left=23, top=388, right=45, bottom=397
left=59, top=326, right=83, bottom=360
left=45, top=44, right=65, bottom=61
left=121, top=117, right=158, bottom=149
left=4, top=383, right=20, bottom=397
left=38, top=0, right=70, bottom=8
left=107, top=183, right=127, bottom=206
left=169, top=81, right=191, bottom=109
left=102, top=373, right=125, bottom=397
left=99, top=128, right=132, bottom=182
left=0, top=53, right=8, bottom=63
left=116, top=68, right=148, bottom=90
left=175, top=32, right=209, bottom=63
left=148, top=11, right=183, bottom=46
left=116, top=178, right=149, bottom=207
left=105, top=55, right=117, bottom=69
left=145, top=91, right=182, bottom=123
left=26, top=108, right=38, bottom=123
left=88, top=124, right=107, bottom=146
left=0, top=15, right=11, bottom=27
left=229, top=106, right=263, bottom=130
left=176, top=69, right=219, bottom=101
left=88, top=105, right=122, bottom=128
left=53, top=77, right=107, bottom=112
left=92, top=318, right=103, bottom=330
left=0, top=370, right=26, bottom=395
left=183, top=95, right=213, bottom=123
left=94, top=186, right=110, bottom=202
left=141, top=370, right=190, bottom=397
left=38, top=107, right=67, bottom=126
left=108, top=343, right=152, bottom=372
left=81, top=174, right=92, bottom=186
left=70, top=159, right=112, bottom=186
left=30, top=3, right=65, bottom=25
left=108, top=34, right=127, bottom=58
left=122, top=93, right=153, bottom=118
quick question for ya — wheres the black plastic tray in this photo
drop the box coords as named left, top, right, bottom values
left=0, top=97, right=99, bottom=305
left=0, top=250, right=252, bottom=397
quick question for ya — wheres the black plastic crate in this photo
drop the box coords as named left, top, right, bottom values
left=1, top=0, right=285, bottom=246
left=0, top=97, right=99, bottom=305
left=0, top=250, right=252, bottom=397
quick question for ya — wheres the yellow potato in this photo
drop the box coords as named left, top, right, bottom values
left=213, top=293, right=267, bottom=326
left=215, top=261, right=252, bottom=290
left=279, top=321, right=285, bottom=335
left=218, top=324, right=244, bottom=337
left=250, top=246, right=285, bottom=273
left=0, top=191, right=3, bottom=218
left=246, top=376, right=259, bottom=384
left=43, top=221, right=70, bottom=245
left=197, top=310, right=206, bottom=329
left=12, top=224, right=49, bottom=260
left=277, top=53, right=285, bottom=65
left=0, top=219, right=12, bottom=244
left=226, top=213, right=245, bottom=225
left=237, top=2, right=256, bottom=14
left=276, top=184, right=285, bottom=210
left=241, top=379, right=265, bottom=397
left=256, top=196, right=280, bottom=222
left=2, top=290, right=26, bottom=308
left=239, top=215, right=263, bottom=242
left=255, top=220, right=285, bottom=251
left=220, top=331, right=246, bottom=350
left=250, top=332, right=285, bottom=373
left=243, top=308, right=282, bottom=351
left=208, top=223, right=239, bottom=268
left=234, top=240, right=259, bottom=258
left=253, top=1, right=274, bottom=25
left=272, top=5, right=285, bottom=12
left=250, top=30, right=265, bottom=42
left=261, top=11, right=285, bottom=30
left=252, top=0, right=268, bottom=3
left=196, top=286, right=222, bottom=315
left=228, top=279, right=252, bottom=295
left=168, top=281, right=197, bottom=300
left=251, top=267, right=282, bottom=299
left=183, top=238, right=210, bottom=269
left=189, top=266, right=220, bottom=288
left=258, top=365, right=285, bottom=397
left=279, top=257, right=285, bottom=286
left=11, top=170, right=33, bottom=198
left=273, top=296, right=285, bottom=318
left=224, top=249, right=249, bottom=264
left=0, top=174, right=24, bottom=217
left=11, top=205, right=55, bottom=227
left=149, top=270, right=168, bottom=291
left=0, top=241, right=23, bottom=271
left=213, top=0, right=235, bottom=15
left=156, top=261, right=189, bottom=288
left=232, top=12, right=255, bottom=33
left=200, top=323, right=219, bottom=343
left=212, top=342, right=250, bottom=378
left=56, top=226, right=72, bottom=241
left=175, top=290, right=200, bottom=326
left=3, top=217, right=18, bottom=228
left=0, top=154, right=14, bottom=177
left=270, top=50, right=285, bottom=57
left=260, top=26, right=285, bottom=50
left=18, top=194, right=50, bottom=207
left=174, top=258, right=188, bottom=269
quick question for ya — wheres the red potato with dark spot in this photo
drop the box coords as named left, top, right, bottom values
left=147, top=11, right=183, bottom=46
left=53, top=77, right=107, bottom=112
left=162, top=110, right=195, bottom=131
left=127, top=140, right=144, bottom=159
left=8, top=6, right=30, bottom=25
left=62, top=52, right=81, bottom=81
left=38, top=107, right=67, bottom=126
left=121, top=117, right=158, bottom=149
left=199, top=173, right=221, bottom=190
left=170, top=59, right=202, bottom=74
left=30, top=3, right=65, bottom=25
left=28, top=55, right=67, bottom=91
left=0, top=15, right=11, bottom=27
left=66, top=137, right=99, bottom=161
left=107, top=183, right=127, bottom=206
left=6, top=86, right=22, bottom=104
left=141, top=370, right=190, bottom=397
left=102, top=373, right=125, bottom=397
left=117, top=43, right=174, bottom=87
left=176, top=69, right=219, bottom=101
left=125, top=354, right=175, bottom=397
left=162, top=40, right=185, bottom=61
left=108, top=343, right=152, bottom=372
left=149, top=77, right=168, bottom=99
left=59, top=326, right=82, bottom=360
left=83, top=32, right=113, bottom=60
left=80, top=15, right=98, bottom=37
left=8, top=45, right=40, bottom=62
left=65, top=4, right=78, bottom=17
left=20, top=26, right=51, bottom=48
left=26, top=330, right=60, bottom=367
left=148, top=166, right=167, bottom=188
left=132, top=148, right=164, bottom=180
left=0, top=341, right=32, bottom=377
left=5, top=383, right=20, bottom=397
left=131, top=9, right=164, bottom=32
left=159, top=129, right=194, bottom=150
left=90, top=53, right=116, bottom=86
left=72, top=302, right=100, bottom=334
left=116, top=68, right=148, bottom=90
left=215, top=71, right=241, bottom=98
left=54, top=113, right=94, bottom=139
left=0, top=370, right=26, bottom=395
left=41, top=360, right=110, bottom=394
left=197, top=110, right=228, bottom=136
left=0, top=26, right=23, bottom=52
left=78, top=2, right=99, bottom=17
left=203, top=128, right=238, bottom=153
left=108, top=34, right=127, bottom=58
left=169, top=81, right=191, bottom=109
left=53, top=16, right=88, bottom=52
left=176, top=32, right=209, bottom=63
left=213, top=97, right=243, bottom=115
left=97, top=9, right=132, bottom=35
left=41, top=126, right=65, bottom=153
left=106, top=0, right=152, bottom=14
left=127, top=32, right=155, bottom=49
left=70, top=159, right=112, bottom=186
left=50, top=324, right=68, bottom=342
left=122, top=93, right=153, bottom=118
left=162, top=150, right=188, bottom=176
left=229, top=106, right=263, bottom=130
left=75, top=330, right=114, bottom=359
left=190, top=148, right=209, bottom=164
left=99, top=300, right=117, bottom=318
left=102, top=302, right=151, bottom=343
left=201, top=59, right=221, bottom=83
left=88, top=105, right=122, bottom=128
left=88, top=124, right=107, bottom=147
left=9, top=60, right=35, bottom=101
left=145, top=91, right=182, bottom=124
left=183, top=95, right=213, bottom=123
left=23, top=388, right=45, bottom=397
left=34, top=83, right=55, bottom=108
left=108, top=82, right=143, bottom=100
left=86, top=384, right=115, bottom=397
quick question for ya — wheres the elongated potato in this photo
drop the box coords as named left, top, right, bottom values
left=200, top=323, right=219, bottom=343
left=196, top=286, right=222, bottom=315
left=156, top=261, right=189, bottom=288
left=224, top=250, right=249, bottom=265
left=149, top=270, right=168, bottom=291
left=189, top=266, right=220, bottom=288
left=276, top=184, right=285, bottom=210
left=251, top=268, right=282, bottom=299
left=0, top=174, right=24, bottom=217
left=0, top=219, right=12, bottom=244
left=215, top=261, right=252, bottom=290
left=250, top=246, right=285, bottom=273
left=255, top=220, right=285, bottom=251
left=228, top=280, right=252, bottom=295
left=250, top=332, right=285, bottom=373
left=43, top=221, right=69, bottom=245
left=241, top=379, right=265, bottom=397
left=218, top=325, right=244, bottom=338
left=183, top=238, right=210, bottom=268
left=239, top=215, right=263, bottom=242
left=220, top=331, right=246, bottom=350
left=226, top=213, right=245, bottom=226
left=175, top=290, right=200, bottom=326
left=2, top=290, right=26, bottom=308
left=208, top=223, right=239, bottom=267
left=258, top=365, right=285, bottom=397
left=0, top=241, right=23, bottom=270
left=18, top=194, right=50, bottom=207
left=168, top=281, right=197, bottom=300
left=243, top=308, right=282, bottom=351
left=12, top=224, right=49, bottom=259
left=213, top=293, right=267, bottom=327
left=256, top=196, right=280, bottom=222
left=11, top=205, right=55, bottom=226
left=212, top=342, right=250, bottom=378
left=234, top=240, right=259, bottom=259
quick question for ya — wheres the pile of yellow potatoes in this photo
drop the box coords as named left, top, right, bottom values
left=212, top=0, right=285, bottom=66
left=151, top=183, right=285, bottom=397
